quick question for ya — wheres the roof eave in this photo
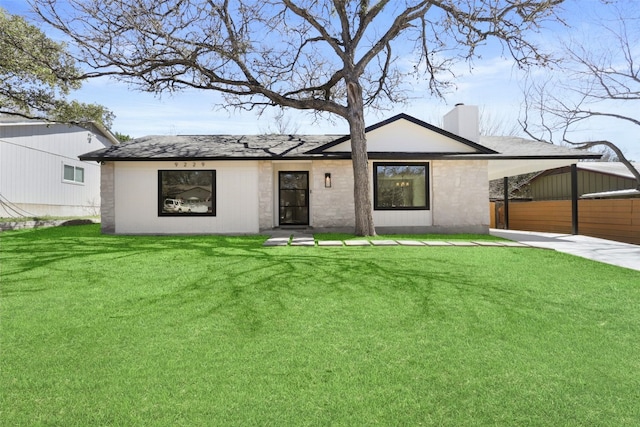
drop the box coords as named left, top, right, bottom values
left=80, top=152, right=603, bottom=162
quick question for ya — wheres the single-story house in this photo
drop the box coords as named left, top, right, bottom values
left=79, top=105, right=599, bottom=235
left=0, top=116, right=119, bottom=217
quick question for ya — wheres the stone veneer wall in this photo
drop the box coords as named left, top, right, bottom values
left=311, top=160, right=355, bottom=229
left=100, top=162, right=115, bottom=233
left=257, top=159, right=355, bottom=231
left=431, top=159, right=489, bottom=233
left=258, top=160, right=274, bottom=230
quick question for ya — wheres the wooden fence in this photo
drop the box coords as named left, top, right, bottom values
left=491, top=199, right=640, bottom=245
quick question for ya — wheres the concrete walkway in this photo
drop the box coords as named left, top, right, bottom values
left=263, top=230, right=530, bottom=248
left=264, top=228, right=640, bottom=272
left=490, top=229, right=640, bottom=272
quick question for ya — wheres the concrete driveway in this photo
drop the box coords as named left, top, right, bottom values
left=491, top=229, right=640, bottom=272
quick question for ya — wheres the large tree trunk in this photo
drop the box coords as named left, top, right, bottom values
left=346, top=81, right=376, bottom=236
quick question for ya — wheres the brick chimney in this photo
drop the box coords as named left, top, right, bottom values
left=443, top=104, right=479, bottom=143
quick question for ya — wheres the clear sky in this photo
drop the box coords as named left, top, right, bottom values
left=2, top=0, right=639, bottom=161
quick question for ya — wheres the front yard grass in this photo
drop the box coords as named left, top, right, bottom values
left=0, top=215, right=100, bottom=223
left=1, top=225, right=639, bottom=426
left=314, top=232, right=504, bottom=241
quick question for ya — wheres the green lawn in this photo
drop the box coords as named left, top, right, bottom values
left=314, top=232, right=504, bottom=241
left=2, top=225, right=639, bottom=426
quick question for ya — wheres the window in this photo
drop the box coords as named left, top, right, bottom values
left=374, top=163, right=429, bottom=210
left=63, top=164, right=84, bottom=183
left=158, top=170, right=216, bottom=216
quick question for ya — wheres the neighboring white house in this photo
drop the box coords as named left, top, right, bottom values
left=0, top=117, right=119, bottom=217
left=79, top=105, right=599, bottom=235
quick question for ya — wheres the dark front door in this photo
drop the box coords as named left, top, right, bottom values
left=279, top=171, right=309, bottom=226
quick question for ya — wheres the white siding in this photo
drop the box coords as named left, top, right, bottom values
left=113, top=161, right=260, bottom=234
left=324, top=119, right=478, bottom=153
left=373, top=209, right=433, bottom=228
left=0, top=122, right=110, bottom=217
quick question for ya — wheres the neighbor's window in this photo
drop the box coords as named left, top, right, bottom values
left=374, top=163, right=429, bottom=210
left=158, top=170, right=216, bottom=216
left=63, top=164, right=85, bottom=183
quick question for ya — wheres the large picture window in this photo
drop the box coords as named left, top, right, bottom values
left=374, top=163, right=429, bottom=210
left=158, top=170, right=216, bottom=216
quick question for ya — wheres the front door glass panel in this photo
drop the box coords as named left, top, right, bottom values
left=279, top=172, right=309, bottom=225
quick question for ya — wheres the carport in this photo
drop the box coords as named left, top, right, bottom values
left=477, top=135, right=601, bottom=234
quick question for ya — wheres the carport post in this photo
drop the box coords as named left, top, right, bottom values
left=571, top=164, right=579, bottom=235
left=503, top=176, right=509, bottom=230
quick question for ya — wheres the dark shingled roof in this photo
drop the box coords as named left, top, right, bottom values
left=78, top=115, right=601, bottom=163
left=79, top=134, right=342, bottom=161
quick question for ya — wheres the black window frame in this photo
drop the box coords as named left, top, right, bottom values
left=158, top=170, right=216, bottom=217
left=373, top=162, right=430, bottom=211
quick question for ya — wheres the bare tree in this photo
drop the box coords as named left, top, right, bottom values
left=479, top=107, right=522, bottom=137
left=31, top=0, right=565, bottom=235
left=521, top=0, right=640, bottom=189
left=261, top=109, right=301, bottom=135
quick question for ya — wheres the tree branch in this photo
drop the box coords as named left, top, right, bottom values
left=567, top=139, right=640, bottom=190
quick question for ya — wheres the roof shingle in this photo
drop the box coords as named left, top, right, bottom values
left=80, top=134, right=340, bottom=161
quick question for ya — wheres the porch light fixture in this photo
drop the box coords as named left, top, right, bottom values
left=324, top=173, right=332, bottom=188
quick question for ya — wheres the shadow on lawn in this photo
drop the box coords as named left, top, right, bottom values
left=157, top=247, right=577, bottom=336
left=0, top=224, right=272, bottom=300
left=1, top=224, right=597, bottom=336
left=134, top=248, right=476, bottom=335
left=0, top=224, right=270, bottom=275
